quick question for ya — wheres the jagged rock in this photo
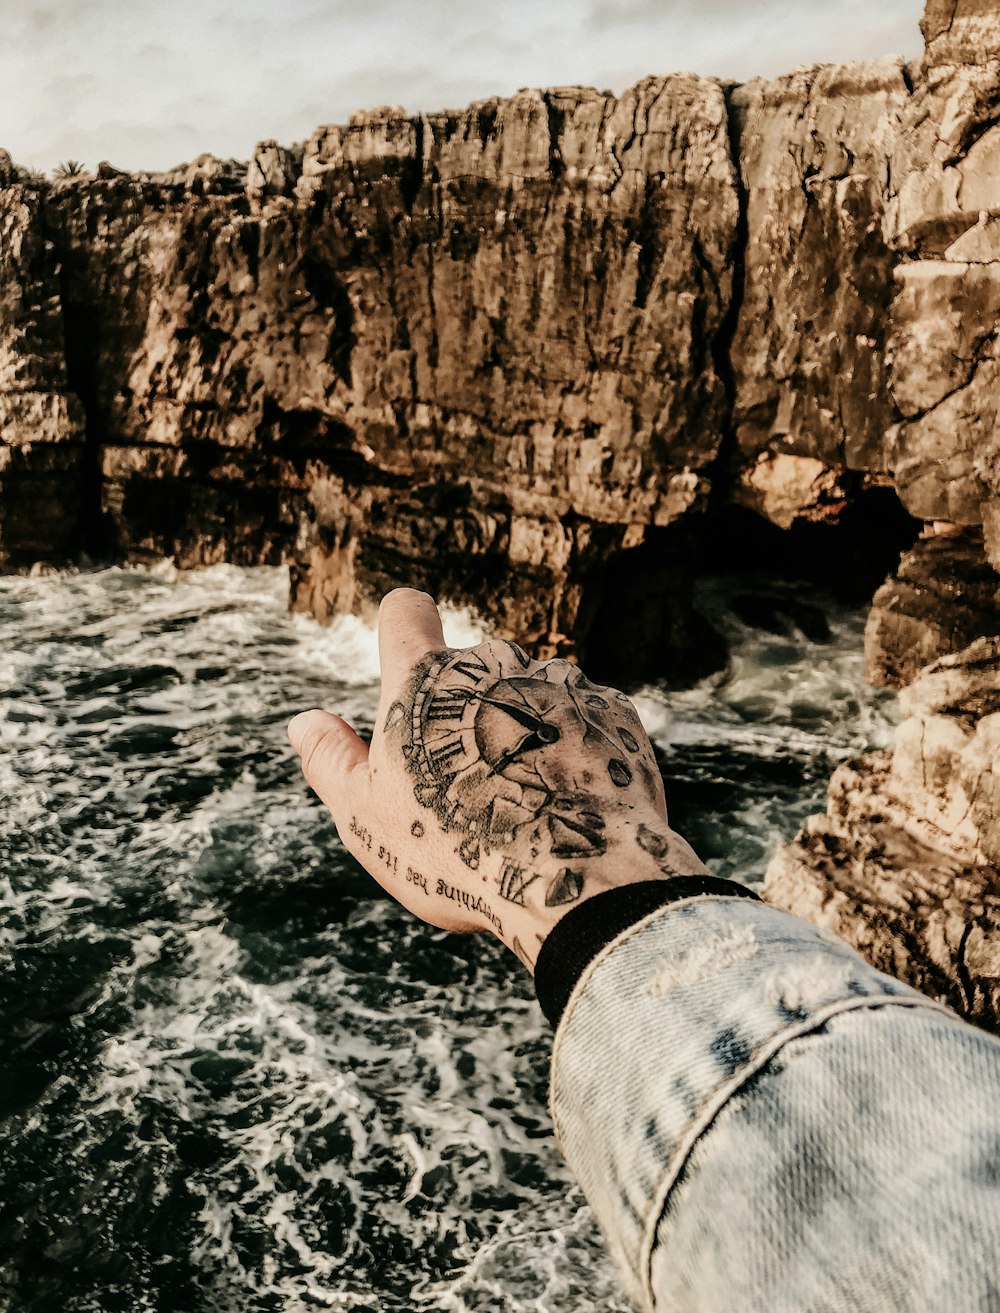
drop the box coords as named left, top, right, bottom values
left=0, top=0, right=999, bottom=662
left=729, top=59, right=908, bottom=524
left=246, top=140, right=301, bottom=207
left=0, top=149, right=15, bottom=186
left=884, top=0, right=1000, bottom=543
left=22, top=76, right=738, bottom=672
left=0, top=187, right=86, bottom=566
left=886, top=258, right=1000, bottom=526
left=766, top=636, right=1000, bottom=1031
left=866, top=527, right=1000, bottom=687
left=921, top=0, right=1000, bottom=65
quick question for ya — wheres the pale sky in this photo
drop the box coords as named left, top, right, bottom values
left=1, top=0, right=925, bottom=174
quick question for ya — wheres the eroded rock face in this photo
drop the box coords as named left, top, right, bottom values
left=885, top=0, right=1000, bottom=548
left=865, top=527, right=1000, bottom=688
left=1, top=78, right=740, bottom=673
left=730, top=59, right=908, bottom=515
left=1, top=0, right=1000, bottom=1026
left=766, top=637, right=1000, bottom=1031
left=0, top=184, right=85, bottom=566
left=0, top=0, right=999, bottom=666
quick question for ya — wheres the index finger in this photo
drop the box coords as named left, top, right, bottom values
left=377, top=589, right=447, bottom=712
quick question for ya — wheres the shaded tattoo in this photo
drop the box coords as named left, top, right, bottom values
left=636, top=821, right=682, bottom=875
left=545, top=867, right=584, bottom=907
left=636, top=822, right=670, bottom=860
left=385, top=700, right=406, bottom=731
left=499, top=860, right=541, bottom=906
left=397, top=642, right=661, bottom=914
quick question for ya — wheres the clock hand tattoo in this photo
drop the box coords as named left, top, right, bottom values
left=398, top=640, right=666, bottom=914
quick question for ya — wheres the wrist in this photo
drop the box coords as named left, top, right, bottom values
left=493, top=814, right=710, bottom=971
left=534, top=876, right=764, bottom=1024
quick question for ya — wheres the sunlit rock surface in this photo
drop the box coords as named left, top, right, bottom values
left=0, top=3, right=998, bottom=650
left=767, top=635, right=1000, bottom=1032
left=729, top=59, right=908, bottom=497
left=2, top=0, right=1000, bottom=1024
left=865, top=527, right=1000, bottom=688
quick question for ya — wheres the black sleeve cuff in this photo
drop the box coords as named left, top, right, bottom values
left=533, top=876, right=763, bottom=1028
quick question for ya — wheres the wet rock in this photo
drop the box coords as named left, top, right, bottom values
left=766, top=636, right=1000, bottom=1032
left=866, top=528, right=1000, bottom=688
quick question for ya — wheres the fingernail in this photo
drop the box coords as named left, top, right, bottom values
left=287, top=709, right=324, bottom=753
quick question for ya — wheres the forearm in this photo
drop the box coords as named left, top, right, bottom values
left=542, top=890, right=1000, bottom=1312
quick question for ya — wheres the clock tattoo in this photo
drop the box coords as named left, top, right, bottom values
left=399, top=641, right=660, bottom=910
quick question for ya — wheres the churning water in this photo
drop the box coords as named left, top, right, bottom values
left=0, top=564, right=897, bottom=1312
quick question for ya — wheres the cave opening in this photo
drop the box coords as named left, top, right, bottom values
left=697, top=487, right=921, bottom=601
left=580, top=485, right=921, bottom=690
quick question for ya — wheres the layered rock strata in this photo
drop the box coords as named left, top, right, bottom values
left=885, top=0, right=1000, bottom=554
left=766, top=637, right=1000, bottom=1032
left=1, top=78, right=741, bottom=678
left=762, top=1, right=1000, bottom=1033
left=2, top=6, right=997, bottom=615
left=865, top=526, right=1000, bottom=688
left=6, top=17, right=998, bottom=638
left=1, top=2, right=1000, bottom=1015
left=729, top=58, right=908, bottom=524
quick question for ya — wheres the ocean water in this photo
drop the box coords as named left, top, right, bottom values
left=0, top=564, right=898, bottom=1313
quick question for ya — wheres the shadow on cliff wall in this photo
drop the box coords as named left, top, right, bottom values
left=580, top=486, right=919, bottom=689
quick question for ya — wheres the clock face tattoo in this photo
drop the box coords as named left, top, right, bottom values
left=401, top=642, right=660, bottom=889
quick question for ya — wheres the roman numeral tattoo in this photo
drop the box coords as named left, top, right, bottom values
left=499, top=862, right=541, bottom=906
left=451, top=658, right=487, bottom=685
left=426, top=688, right=474, bottom=721
left=429, top=739, right=465, bottom=773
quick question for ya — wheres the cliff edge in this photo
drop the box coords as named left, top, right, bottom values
left=2, top=1, right=999, bottom=1024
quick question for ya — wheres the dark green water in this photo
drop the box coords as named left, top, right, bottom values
left=0, top=564, right=896, bottom=1312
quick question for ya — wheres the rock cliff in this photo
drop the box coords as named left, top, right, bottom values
left=767, top=636, right=1000, bottom=1030
left=2, top=78, right=741, bottom=681
left=762, top=0, right=1000, bottom=1033
left=2, top=3, right=999, bottom=1016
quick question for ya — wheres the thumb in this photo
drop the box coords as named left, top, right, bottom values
left=288, top=709, right=369, bottom=819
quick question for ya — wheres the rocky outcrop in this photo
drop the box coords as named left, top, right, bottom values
left=0, top=186, right=85, bottom=567
left=1, top=0, right=1000, bottom=1024
left=729, top=58, right=908, bottom=524
left=766, top=637, right=1000, bottom=1031
left=884, top=0, right=1000, bottom=553
left=1, top=79, right=744, bottom=676
left=5, top=8, right=998, bottom=641
left=865, top=527, right=1000, bottom=688
left=761, top=3, right=1000, bottom=1030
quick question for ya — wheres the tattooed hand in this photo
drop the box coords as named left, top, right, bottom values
left=287, top=589, right=708, bottom=971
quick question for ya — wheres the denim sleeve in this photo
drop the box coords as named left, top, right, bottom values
left=548, top=895, right=1000, bottom=1313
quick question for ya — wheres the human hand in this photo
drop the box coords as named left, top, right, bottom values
left=288, top=589, right=708, bottom=970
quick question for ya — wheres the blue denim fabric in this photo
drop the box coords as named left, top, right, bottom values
left=549, top=896, right=1000, bottom=1311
